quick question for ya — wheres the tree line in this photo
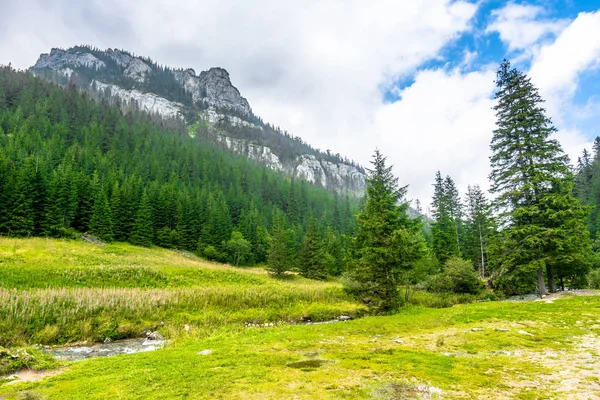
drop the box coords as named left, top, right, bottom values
left=344, top=60, right=594, bottom=311
left=0, top=66, right=356, bottom=274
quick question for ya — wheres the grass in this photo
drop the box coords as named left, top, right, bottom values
left=0, top=238, right=365, bottom=346
left=1, top=238, right=599, bottom=398
left=2, top=296, right=600, bottom=399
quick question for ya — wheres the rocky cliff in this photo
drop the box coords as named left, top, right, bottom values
left=30, top=46, right=366, bottom=195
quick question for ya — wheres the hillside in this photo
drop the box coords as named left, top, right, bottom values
left=29, top=46, right=366, bottom=194
left=0, top=65, right=358, bottom=267
left=0, top=238, right=364, bottom=348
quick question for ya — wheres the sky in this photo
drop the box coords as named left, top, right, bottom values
left=1, top=0, right=600, bottom=211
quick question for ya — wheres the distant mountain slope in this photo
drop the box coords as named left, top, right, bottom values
left=30, top=46, right=366, bottom=194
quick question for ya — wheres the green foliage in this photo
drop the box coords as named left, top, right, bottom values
left=588, top=269, right=600, bottom=289
left=267, top=209, right=292, bottom=276
left=432, top=257, right=483, bottom=294
left=488, top=60, right=592, bottom=296
left=226, top=231, right=252, bottom=266
left=88, top=186, right=114, bottom=241
left=130, top=191, right=154, bottom=247
left=345, top=150, right=426, bottom=312
left=463, top=185, right=495, bottom=277
left=430, top=172, right=462, bottom=264
left=299, top=216, right=326, bottom=280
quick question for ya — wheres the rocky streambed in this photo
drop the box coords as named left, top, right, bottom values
left=43, top=337, right=168, bottom=361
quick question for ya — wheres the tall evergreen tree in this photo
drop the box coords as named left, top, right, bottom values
left=489, top=60, right=591, bottom=296
left=267, top=209, right=291, bottom=276
left=299, top=215, right=326, bottom=280
left=89, top=187, right=114, bottom=241
left=130, top=191, right=154, bottom=247
left=463, top=185, right=494, bottom=278
left=345, top=150, right=426, bottom=312
left=431, top=171, right=460, bottom=264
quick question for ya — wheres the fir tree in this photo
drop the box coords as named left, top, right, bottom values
left=299, top=216, right=326, bottom=280
left=489, top=60, right=591, bottom=296
left=130, top=191, right=154, bottom=247
left=345, top=150, right=425, bottom=312
left=267, top=209, right=291, bottom=276
left=431, top=171, right=459, bottom=264
left=89, top=187, right=114, bottom=241
left=463, top=185, right=494, bottom=277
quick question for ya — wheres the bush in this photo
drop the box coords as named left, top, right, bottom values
left=202, top=245, right=221, bottom=261
left=426, top=257, right=483, bottom=295
left=588, top=269, right=600, bottom=289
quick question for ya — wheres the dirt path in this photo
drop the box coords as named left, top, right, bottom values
left=5, top=368, right=63, bottom=385
left=538, top=289, right=600, bottom=302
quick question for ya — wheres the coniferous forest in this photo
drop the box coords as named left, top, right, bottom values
left=0, top=66, right=356, bottom=273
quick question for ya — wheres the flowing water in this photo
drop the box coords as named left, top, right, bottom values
left=44, top=338, right=168, bottom=361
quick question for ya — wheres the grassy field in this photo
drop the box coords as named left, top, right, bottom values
left=0, top=238, right=365, bottom=346
left=1, top=295, right=599, bottom=399
left=1, top=238, right=599, bottom=399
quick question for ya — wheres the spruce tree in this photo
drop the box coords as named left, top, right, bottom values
left=345, top=150, right=425, bottom=312
left=130, top=191, right=154, bottom=247
left=431, top=171, right=459, bottom=264
left=299, top=215, right=326, bottom=280
left=267, top=209, right=291, bottom=276
left=489, top=60, right=591, bottom=296
left=89, top=187, right=114, bottom=241
left=464, top=185, right=494, bottom=277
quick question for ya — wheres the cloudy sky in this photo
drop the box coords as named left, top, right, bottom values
left=1, top=0, right=600, bottom=210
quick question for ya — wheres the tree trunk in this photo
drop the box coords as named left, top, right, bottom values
left=537, top=266, right=547, bottom=298
left=546, top=264, right=557, bottom=293
left=479, top=224, right=485, bottom=278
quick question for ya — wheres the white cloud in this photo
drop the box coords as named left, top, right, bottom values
left=525, top=11, right=600, bottom=163
left=486, top=3, right=569, bottom=52
left=375, top=68, right=497, bottom=208
left=529, top=11, right=600, bottom=107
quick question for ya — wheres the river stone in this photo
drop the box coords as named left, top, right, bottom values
left=197, top=350, right=213, bottom=355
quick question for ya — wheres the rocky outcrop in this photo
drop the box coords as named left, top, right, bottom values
left=124, top=59, right=152, bottom=82
left=217, top=139, right=365, bottom=194
left=34, top=48, right=105, bottom=70
left=93, top=81, right=184, bottom=119
left=172, top=67, right=251, bottom=115
left=217, top=136, right=283, bottom=170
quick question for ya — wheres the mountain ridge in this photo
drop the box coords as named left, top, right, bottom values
left=30, top=45, right=367, bottom=195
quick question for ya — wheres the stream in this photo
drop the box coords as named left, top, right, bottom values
left=43, top=338, right=168, bottom=361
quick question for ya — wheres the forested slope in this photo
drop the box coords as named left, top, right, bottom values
left=0, top=66, right=356, bottom=269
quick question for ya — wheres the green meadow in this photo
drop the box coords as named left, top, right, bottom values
left=1, top=238, right=599, bottom=399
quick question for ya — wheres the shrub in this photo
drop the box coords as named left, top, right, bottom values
left=588, top=269, right=600, bottom=289
left=426, top=257, right=483, bottom=295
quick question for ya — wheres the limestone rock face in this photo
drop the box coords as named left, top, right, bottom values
left=93, top=81, right=184, bottom=119
left=172, top=67, right=251, bottom=115
left=34, top=48, right=105, bottom=70
left=123, top=59, right=152, bottom=82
